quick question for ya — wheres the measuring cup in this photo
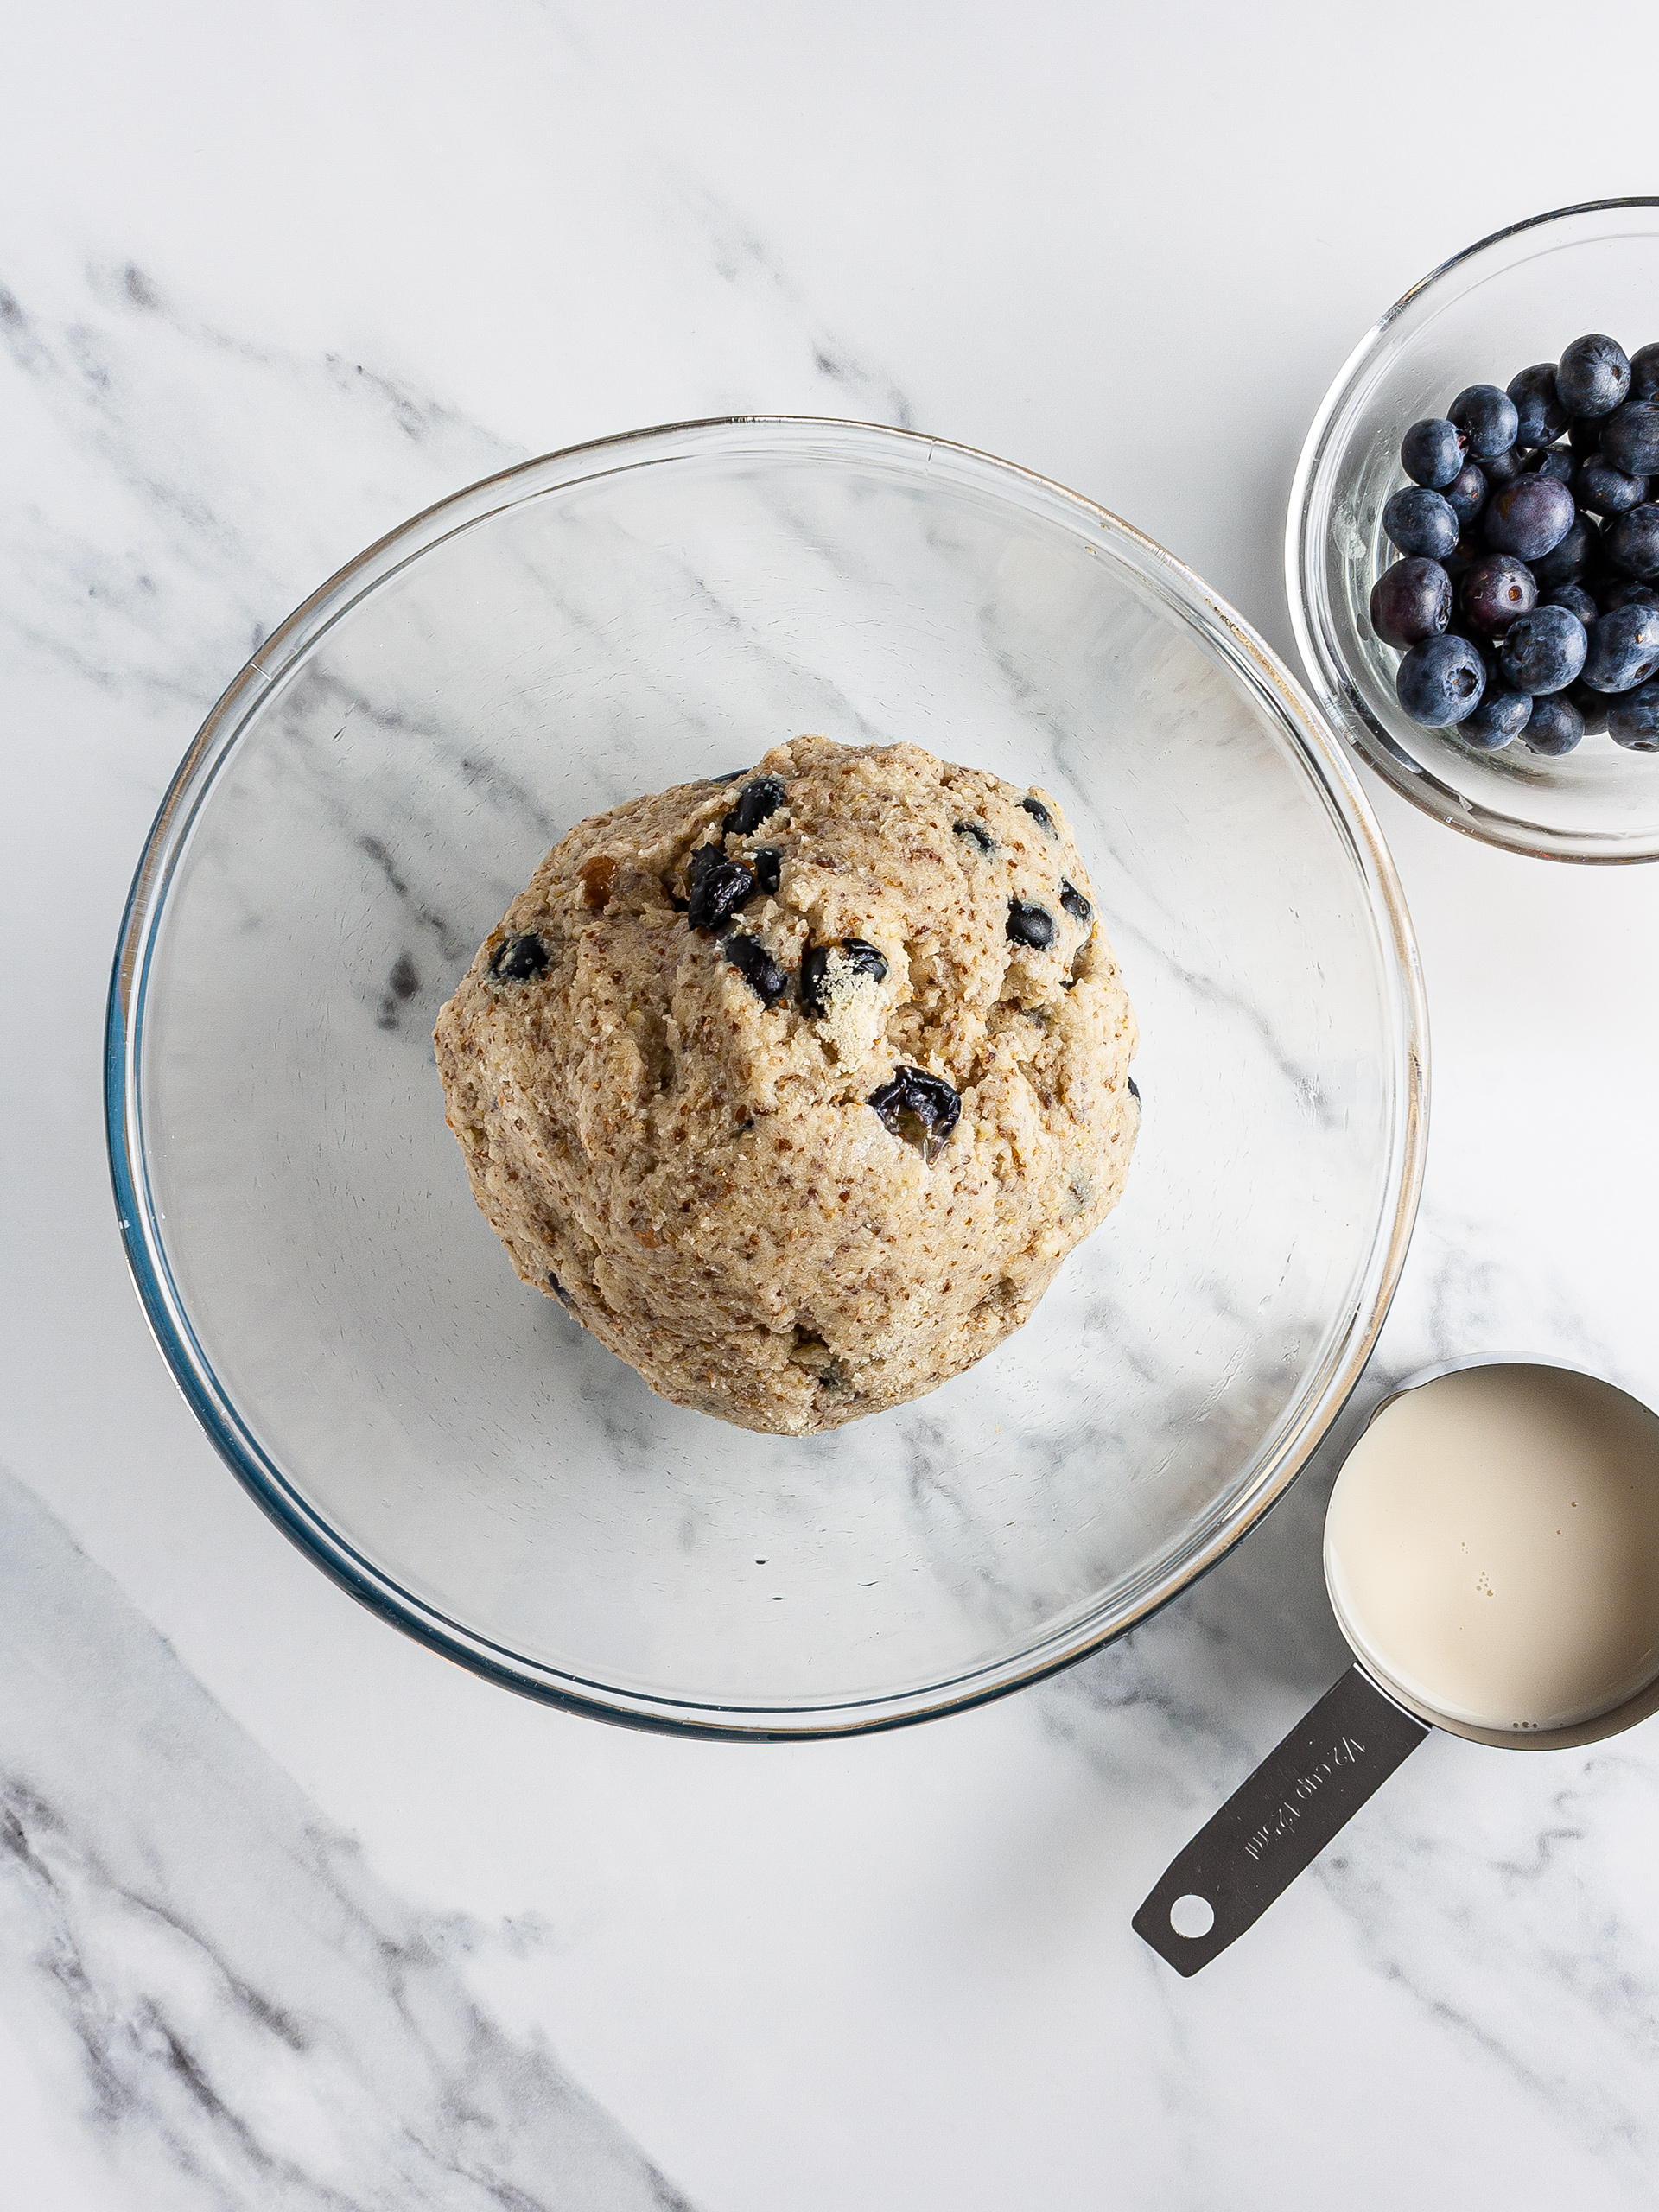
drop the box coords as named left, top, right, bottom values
left=1135, top=1357, right=1659, bottom=1976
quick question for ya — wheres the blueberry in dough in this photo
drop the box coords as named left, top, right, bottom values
left=490, top=931, right=550, bottom=982
left=1007, top=899, right=1055, bottom=949
left=723, top=776, right=786, bottom=836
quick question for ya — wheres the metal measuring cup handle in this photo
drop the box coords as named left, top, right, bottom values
left=1133, top=1664, right=1428, bottom=1974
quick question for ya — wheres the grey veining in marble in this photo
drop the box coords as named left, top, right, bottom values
left=0, top=1467, right=692, bottom=2212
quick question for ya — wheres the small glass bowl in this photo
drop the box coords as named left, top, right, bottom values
left=108, top=417, right=1426, bottom=1736
left=1288, top=198, right=1659, bottom=863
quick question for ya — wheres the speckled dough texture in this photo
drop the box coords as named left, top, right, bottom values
left=435, top=735, right=1139, bottom=1433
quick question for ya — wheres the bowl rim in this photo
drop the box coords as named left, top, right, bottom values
left=106, top=413, right=1430, bottom=1738
left=1286, top=194, right=1659, bottom=865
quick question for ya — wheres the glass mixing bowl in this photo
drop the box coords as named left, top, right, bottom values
left=1288, top=198, right=1659, bottom=862
left=107, top=417, right=1426, bottom=1736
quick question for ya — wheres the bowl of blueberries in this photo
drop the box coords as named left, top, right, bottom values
left=1289, top=198, right=1659, bottom=861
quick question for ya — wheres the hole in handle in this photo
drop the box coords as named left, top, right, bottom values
left=1169, top=1893, right=1215, bottom=1940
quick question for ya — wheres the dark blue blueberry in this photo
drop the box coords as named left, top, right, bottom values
left=1606, top=504, right=1659, bottom=580
left=1448, top=384, right=1519, bottom=461
left=954, top=819, right=995, bottom=854
left=687, top=854, right=757, bottom=932
left=1572, top=454, right=1648, bottom=517
left=1127, top=1076, right=1141, bottom=1103
left=1443, top=461, right=1488, bottom=524
left=1459, top=683, right=1532, bottom=751
left=1523, top=694, right=1585, bottom=757
left=1400, top=417, right=1466, bottom=488
left=1007, top=899, right=1055, bottom=949
left=1478, top=446, right=1524, bottom=487
left=1557, top=334, right=1630, bottom=419
left=1371, top=557, right=1453, bottom=647
left=1580, top=602, right=1659, bottom=693
left=722, top=776, right=786, bottom=836
left=545, top=1270, right=578, bottom=1311
left=724, top=931, right=789, bottom=1006
left=1630, top=344, right=1659, bottom=404
left=1598, top=577, right=1659, bottom=614
left=1531, top=447, right=1575, bottom=485
left=1507, top=364, right=1568, bottom=449
left=1600, top=401, right=1659, bottom=478
left=489, top=931, right=550, bottom=982
left=1020, top=794, right=1055, bottom=832
left=1059, top=880, right=1092, bottom=922
left=1543, top=582, right=1598, bottom=627
left=867, top=1067, right=961, bottom=1157
left=1483, top=474, right=1575, bottom=562
left=1382, top=486, right=1459, bottom=559
left=1395, top=632, right=1485, bottom=725
left=1608, top=678, right=1659, bottom=750
left=1532, top=512, right=1598, bottom=587
left=1441, top=533, right=1482, bottom=585
left=1459, top=554, right=1535, bottom=639
left=800, top=937, right=888, bottom=1015
left=1566, top=677, right=1611, bottom=734
left=751, top=847, right=782, bottom=894
left=710, top=766, right=750, bottom=784
left=1498, top=605, right=1588, bottom=694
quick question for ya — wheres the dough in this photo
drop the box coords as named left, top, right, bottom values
left=434, top=735, right=1139, bottom=1434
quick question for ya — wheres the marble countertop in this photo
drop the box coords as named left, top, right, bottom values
left=7, top=6, right=1659, bottom=2204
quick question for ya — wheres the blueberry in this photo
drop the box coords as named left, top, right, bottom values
left=1523, top=694, right=1585, bottom=756
left=687, top=853, right=757, bottom=932
left=954, top=819, right=995, bottom=854
left=1572, top=454, right=1648, bottom=517
left=1530, top=447, right=1575, bottom=485
left=1532, top=512, right=1598, bottom=587
left=1580, top=602, right=1659, bottom=692
left=1599, top=577, right=1659, bottom=613
left=1568, top=416, right=1605, bottom=459
left=1483, top=474, right=1575, bottom=562
left=867, top=1067, right=961, bottom=1157
left=800, top=937, right=888, bottom=1015
left=722, top=777, right=786, bottom=836
left=1443, top=461, right=1488, bottom=524
left=1507, top=364, right=1568, bottom=449
left=1606, top=504, right=1659, bottom=579
left=1395, top=632, right=1485, bottom=725
left=1459, top=553, right=1535, bottom=639
left=1557, top=334, right=1630, bottom=419
left=1459, top=683, right=1532, bottom=751
left=1630, top=344, right=1659, bottom=404
left=1007, top=899, right=1055, bottom=949
left=489, top=931, right=550, bottom=982
left=1401, top=417, right=1466, bottom=488
left=1600, top=401, right=1659, bottom=478
left=1382, top=486, right=1459, bottom=559
left=1543, top=582, right=1598, bottom=627
left=1498, top=605, right=1588, bottom=694
left=1127, top=1076, right=1141, bottom=1103
left=1020, top=794, right=1055, bottom=832
left=1479, top=446, right=1525, bottom=487
left=1608, top=678, right=1659, bottom=750
left=752, top=847, right=782, bottom=894
left=546, top=1270, right=577, bottom=1311
left=1059, top=880, right=1092, bottom=922
left=1448, top=384, right=1519, bottom=461
left=724, top=931, right=789, bottom=1006
left=710, top=767, right=750, bottom=784
left=1566, top=677, right=1611, bottom=734
left=1371, top=557, right=1453, bottom=646
left=1441, top=533, right=1482, bottom=585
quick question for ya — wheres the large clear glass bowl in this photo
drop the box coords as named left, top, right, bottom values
left=1289, top=198, right=1659, bottom=862
left=107, top=417, right=1426, bottom=1736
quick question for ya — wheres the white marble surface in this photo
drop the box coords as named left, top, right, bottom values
left=6, top=3, right=1659, bottom=2203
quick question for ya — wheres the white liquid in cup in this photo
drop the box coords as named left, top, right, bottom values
left=1325, top=1364, right=1659, bottom=1733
